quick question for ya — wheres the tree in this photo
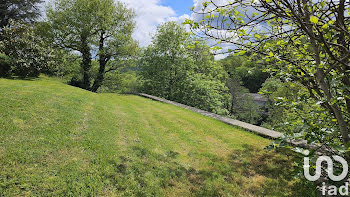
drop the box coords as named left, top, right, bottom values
left=141, top=22, right=194, bottom=99
left=0, top=0, right=42, bottom=29
left=0, top=21, right=54, bottom=78
left=186, top=1, right=350, bottom=148
left=46, top=0, right=99, bottom=89
left=46, top=0, right=136, bottom=91
left=140, top=22, right=228, bottom=113
left=90, top=1, right=137, bottom=92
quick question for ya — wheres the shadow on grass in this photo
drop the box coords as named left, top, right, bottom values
left=0, top=144, right=317, bottom=196
left=0, top=76, right=39, bottom=81
left=99, top=145, right=317, bottom=197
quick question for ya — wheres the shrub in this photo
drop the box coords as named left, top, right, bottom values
left=0, top=21, right=54, bottom=78
left=99, top=70, right=140, bottom=93
left=181, top=74, right=228, bottom=114
left=0, top=53, right=11, bottom=77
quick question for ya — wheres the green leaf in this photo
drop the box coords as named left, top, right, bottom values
left=239, top=50, right=247, bottom=55
left=310, top=16, right=318, bottom=24
left=322, top=23, right=328, bottom=29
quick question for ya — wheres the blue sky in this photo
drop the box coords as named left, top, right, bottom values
left=161, top=0, right=193, bottom=16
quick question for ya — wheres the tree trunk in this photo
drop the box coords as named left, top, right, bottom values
left=91, top=31, right=108, bottom=92
left=91, top=58, right=106, bottom=92
left=80, top=35, right=92, bottom=90
left=312, top=37, right=350, bottom=145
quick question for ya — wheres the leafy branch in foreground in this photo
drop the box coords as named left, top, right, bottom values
left=186, top=0, right=350, bottom=149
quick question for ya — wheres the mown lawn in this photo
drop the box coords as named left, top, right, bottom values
left=0, top=77, right=315, bottom=196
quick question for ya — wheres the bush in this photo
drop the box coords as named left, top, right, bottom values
left=98, top=70, right=140, bottom=93
left=0, top=21, right=54, bottom=78
left=181, top=74, right=228, bottom=114
left=260, top=78, right=338, bottom=141
left=0, top=53, right=11, bottom=77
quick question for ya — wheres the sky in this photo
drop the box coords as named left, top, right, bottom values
left=161, top=0, right=193, bottom=16
left=118, top=0, right=195, bottom=47
left=117, top=0, right=233, bottom=59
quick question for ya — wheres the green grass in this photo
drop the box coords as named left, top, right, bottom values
left=0, top=77, right=315, bottom=196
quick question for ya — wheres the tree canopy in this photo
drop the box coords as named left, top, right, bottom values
left=0, top=0, right=42, bottom=29
left=46, top=0, right=137, bottom=91
left=141, top=22, right=228, bottom=114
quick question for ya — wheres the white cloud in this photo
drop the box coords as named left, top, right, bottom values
left=119, top=0, right=177, bottom=47
left=119, top=0, right=235, bottom=58
left=118, top=0, right=233, bottom=48
left=168, top=14, right=190, bottom=23
left=189, top=0, right=236, bottom=59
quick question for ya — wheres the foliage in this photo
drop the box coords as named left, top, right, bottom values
left=45, top=50, right=81, bottom=80
left=0, top=53, right=11, bottom=77
left=140, top=22, right=192, bottom=98
left=186, top=0, right=350, bottom=150
left=46, top=0, right=97, bottom=88
left=182, top=73, right=228, bottom=114
left=216, top=55, right=267, bottom=124
left=225, top=71, right=262, bottom=124
left=220, top=55, right=269, bottom=93
left=46, top=0, right=137, bottom=91
left=140, top=22, right=228, bottom=113
left=0, top=21, right=54, bottom=78
left=0, top=0, right=42, bottom=29
left=103, top=70, right=139, bottom=93
left=33, top=22, right=79, bottom=79
left=90, top=0, right=137, bottom=92
left=261, top=78, right=340, bottom=145
left=98, top=60, right=141, bottom=93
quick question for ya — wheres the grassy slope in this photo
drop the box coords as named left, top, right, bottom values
left=0, top=77, right=314, bottom=196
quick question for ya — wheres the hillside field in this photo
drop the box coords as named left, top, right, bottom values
left=0, top=77, right=314, bottom=196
